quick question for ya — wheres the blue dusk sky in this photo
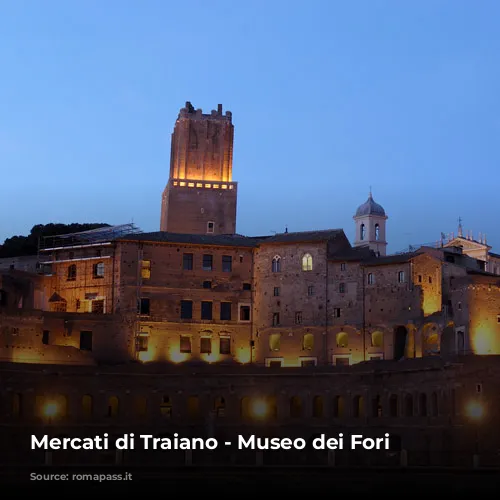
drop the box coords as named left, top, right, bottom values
left=1, top=0, right=499, bottom=253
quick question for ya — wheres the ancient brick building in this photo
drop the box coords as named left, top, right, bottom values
left=160, top=102, right=237, bottom=235
left=1, top=101, right=500, bottom=466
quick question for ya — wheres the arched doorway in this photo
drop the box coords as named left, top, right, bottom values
left=393, top=326, right=408, bottom=360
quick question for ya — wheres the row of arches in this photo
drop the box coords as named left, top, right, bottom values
left=5, top=390, right=452, bottom=422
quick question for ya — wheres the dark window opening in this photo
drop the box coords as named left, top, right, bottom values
left=138, top=298, right=150, bottom=315
left=220, top=302, right=232, bottom=321
left=239, top=305, right=250, bottom=321
left=180, top=300, right=193, bottom=319
left=203, top=280, right=211, bottom=289
left=201, top=301, right=213, bottom=320
left=242, top=283, right=251, bottom=291
left=42, top=330, right=49, bottom=345
left=202, top=254, right=213, bottom=271
left=183, top=253, right=193, bottom=270
left=222, top=255, right=232, bottom=272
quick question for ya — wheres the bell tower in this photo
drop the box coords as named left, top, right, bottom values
left=160, top=102, right=237, bottom=235
left=353, top=190, right=388, bottom=256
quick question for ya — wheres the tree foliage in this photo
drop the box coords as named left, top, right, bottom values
left=0, top=223, right=110, bottom=258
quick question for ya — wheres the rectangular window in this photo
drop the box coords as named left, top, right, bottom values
left=398, top=271, right=405, bottom=283
left=301, top=359, right=316, bottom=367
left=202, top=254, right=213, bottom=271
left=201, top=301, right=213, bottom=320
left=367, top=273, right=374, bottom=285
left=242, top=283, right=251, bottom=291
left=80, top=331, right=93, bottom=351
left=200, top=337, right=212, bottom=354
left=272, top=312, right=280, bottom=326
left=180, top=335, right=191, bottom=353
left=42, top=330, right=49, bottom=345
left=269, top=360, right=282, bottom=368
left=340, top=263, right=346, bottom=271
left=183, top=253, right=193, bottom=270
left=220, top=302, right=232, bottom=321
left=335, top=356, right=350, bottom=366
left=141, top=260, right=151, bottom=279
left=207, top=221, right=215, bottom=233
left=203, top=280, right=211, bottom=289
left=239, top=305, right=251, bottom=321
left=220, top=337, right=231, bottom=355
left=136, top=336, right=149, bottom=352
left=222, top=255, right=232, bottom=272
left=295, top=312, right=302, bottom=324
left=138, top=298, right=150, bottom=315
left=180, top=300, right=193, bottom=319
left=418, top=275, right=422, bottom=283
left=333, top=308, right=341, bottom=318
left=273, top=287, right=280, bottom=296
left=307, top=285, right=314, bottom=296
left=339, top=283, right=345, bottom=293
left=93, top=262, right=105, bottom=278
left=91, top=299, right=104, bottom=314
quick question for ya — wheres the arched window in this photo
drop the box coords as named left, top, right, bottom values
left=375, top=224, right=380, bottom=240
left=67, top=264, right=76, bottom=281
left=336, top=331, right=348, bottom=348
left=312, top=396, right=323, bottom=418
left=82, top=395, right=93, bottom=418
left=272, top=256, right=281, bottom=273
left=269, top=333, right=281, bottom=351
left=371, top=331, right=383, bottom=348
left=107, top=396, right=119, bottom=418
left=302, top=333, right=314, bottom=351
left=360, top=224, right=365, bottom=240
left=301, top=253, right=313, bottom=271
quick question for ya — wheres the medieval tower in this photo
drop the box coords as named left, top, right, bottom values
left=160, top=101, right=237, bottom=235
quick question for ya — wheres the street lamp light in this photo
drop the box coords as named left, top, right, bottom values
left=250, top=398, right=269, bottom=420
left=43, top=402, right=58, bottom=420
left=465, top=401, right=484, bottom=420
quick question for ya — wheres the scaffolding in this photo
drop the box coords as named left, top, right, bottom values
left=38, top=223, right=142, bottom=252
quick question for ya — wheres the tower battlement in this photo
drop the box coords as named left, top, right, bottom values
left=178, top=101, right=232, bottom=122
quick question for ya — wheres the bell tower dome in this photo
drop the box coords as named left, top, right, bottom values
left=353, top=190, right=388, bottom=256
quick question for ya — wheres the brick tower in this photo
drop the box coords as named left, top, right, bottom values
left=160, top=102, right=237, bottom=234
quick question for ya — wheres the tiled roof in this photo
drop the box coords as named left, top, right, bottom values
left=117, top=232, right=261, bottom=248
left=362, top=251, right=422, bottom=266
left=117, top=229, right=346, bottom=248
left=258, top=229, right=344, bottom=245
left=329, top=246, right=376, bottom=262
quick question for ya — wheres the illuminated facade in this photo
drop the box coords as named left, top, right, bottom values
left=1, top=102, right=500, bottom=368
left=160, top=102, right=237, bottom=235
